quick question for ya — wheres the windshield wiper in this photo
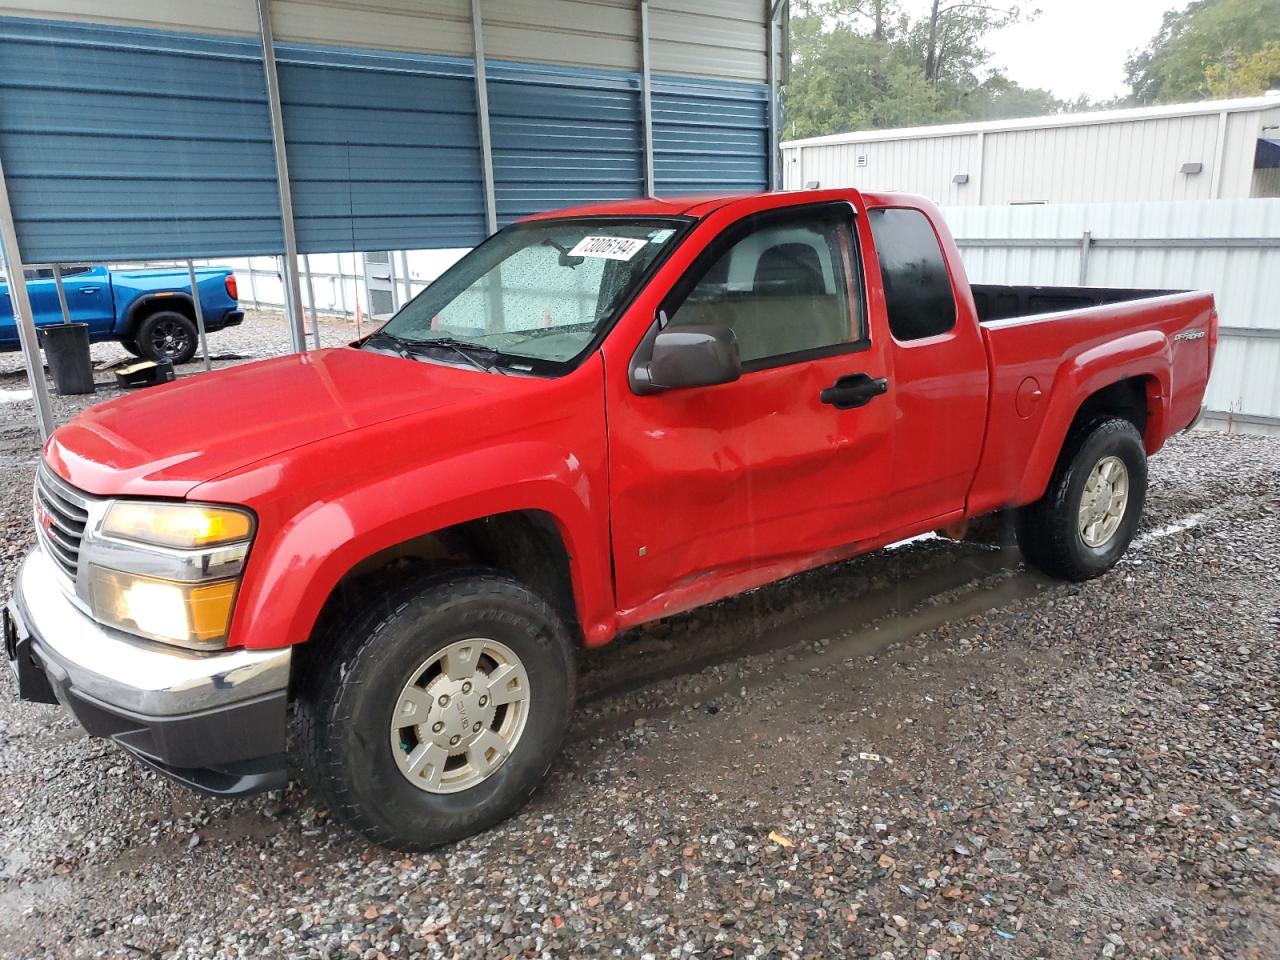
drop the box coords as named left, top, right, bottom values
left=369, top=331, right=506, bottom=375
left=365, top=330, right=413, bottom=359
left=413, top=337, right=503, bottom=374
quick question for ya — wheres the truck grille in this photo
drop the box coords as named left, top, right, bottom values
left=34, top=466, right=91, bottom=581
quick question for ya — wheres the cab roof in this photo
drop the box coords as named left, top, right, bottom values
left=518, top=193, right=765, bottom=223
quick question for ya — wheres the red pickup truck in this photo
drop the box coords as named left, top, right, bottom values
left=6, top=190, right=1215, bottom=849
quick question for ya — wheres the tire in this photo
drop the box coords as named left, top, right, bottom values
left=1015, top=417, right=1147, bottom=581
left=120, top=337, right=141, bottom=358
left=294, top=568, right=575, bottom=850
left=135, top=310, right=199, bottom=365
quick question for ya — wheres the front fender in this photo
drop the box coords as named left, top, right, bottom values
left=211, top=437, right=615, bottom=652
left=1017, top=330, right=1171, bottom=504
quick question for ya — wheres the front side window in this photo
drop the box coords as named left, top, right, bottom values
left=378, top=218, right=684, bottom=368
left=866, top=207, right=957, bottom=341
left=666, top=207, right=863, bottom=366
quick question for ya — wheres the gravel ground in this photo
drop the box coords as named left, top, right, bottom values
left=0, top=316, right=1275, bottom=958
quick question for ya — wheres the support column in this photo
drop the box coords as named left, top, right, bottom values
left=639, top=0, right=656, bottom=197
left=471, top=0, right=498, bottom=235
left=1210, top=110, right=1229, bottom=200
left=302, top=252, right=320, bottom=349
left=0, top=154, right=55, bottom=440
left=186, top=260, right=213, bottom=373
left=256, top=0, right=308, bottom=352
left=51, top=263, right=71, bottom=323
left=766, top=0, right=787, bottom=190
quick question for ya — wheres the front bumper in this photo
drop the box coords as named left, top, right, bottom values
left=5, top=547, right=291, bottom=796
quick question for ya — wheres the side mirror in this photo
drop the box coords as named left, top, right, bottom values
left=633, top=323, right=741, bottom=394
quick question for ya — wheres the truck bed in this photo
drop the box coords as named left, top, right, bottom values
left=971, top=283, right=1179, bottom=324
left=966, top=288, right=1217, bottom=517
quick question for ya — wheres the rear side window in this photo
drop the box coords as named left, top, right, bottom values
left=867, top=208, right=956, bottom=341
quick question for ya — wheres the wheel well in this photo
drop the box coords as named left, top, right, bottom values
left=127, top=296, right=195, bottom=337
left=1067, top=375, right=1155, bottom=444
left=310, top=510, right=581, bottom=646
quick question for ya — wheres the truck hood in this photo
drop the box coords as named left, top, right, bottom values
left=45, top=348, right=526, bottom=498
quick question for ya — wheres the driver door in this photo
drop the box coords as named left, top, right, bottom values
left=606, top=202, right=893, bottom=617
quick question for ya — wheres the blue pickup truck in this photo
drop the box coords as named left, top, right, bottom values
left=0, top=264, right=243, bottom=364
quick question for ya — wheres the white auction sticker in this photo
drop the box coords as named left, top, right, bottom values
left=568, top=236, right=649, bottom=260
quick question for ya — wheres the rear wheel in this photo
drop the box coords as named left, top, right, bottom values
left=135, top=310, right=198, bottom=365
left=1015, top=417, right=1147, bottom=581
left=294, top=569, right=575, bottom=850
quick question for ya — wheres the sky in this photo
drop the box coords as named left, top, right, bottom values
left=902, top=0, right=1175, bottom=101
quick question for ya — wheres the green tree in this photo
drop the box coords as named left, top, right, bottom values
left=1205, top=39, right=1280, bottom=96
left=783, top=0, right=1056, bottom=137
left=1125, top=0, right=1280, bottom=103
left=785, top=12, right=944, bottom=138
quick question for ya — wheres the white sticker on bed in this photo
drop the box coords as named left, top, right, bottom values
left=568, top=236, right=649, bottom=260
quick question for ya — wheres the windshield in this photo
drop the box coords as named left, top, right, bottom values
left=375, top=218, right=686, bottom=368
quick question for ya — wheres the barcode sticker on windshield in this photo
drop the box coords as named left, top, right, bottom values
left=568, top=236, right=649, bottom=261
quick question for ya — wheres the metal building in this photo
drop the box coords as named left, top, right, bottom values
left=0, top=0, right=788, bottom=438
left=781, top=95, right=1280, bottom=206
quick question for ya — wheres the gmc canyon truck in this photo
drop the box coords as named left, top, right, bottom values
left=5, top=190, right=1215, bottom=850
left=0, top=263, right=243, bottom=364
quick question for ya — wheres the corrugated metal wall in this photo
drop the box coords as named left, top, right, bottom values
left=784, top=102, right=1280, bottom=205
left=0, top=17, right=283, bottom=262
left=275, top=43, right=486, bottom=251
left=0, top=0, right=258, bottom=34
left=271, top=0, right=472, bottom=57
left=0, top=0, right=776, bottom=81
left=487, top=61, right=643, bottom=224
left=943, top=199, right=1280, bottom=430
left=0, top=2, right=774, bottom=264
left=652, top=75, right=767, bottom=194
left=789, top=134, right=981, bottom=205
left=978, top=115, right=1224, bottom=204
left=650, top=0, right=769, bottom=82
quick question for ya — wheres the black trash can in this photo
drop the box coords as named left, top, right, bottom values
left=38, top=323, right=95, bottom=396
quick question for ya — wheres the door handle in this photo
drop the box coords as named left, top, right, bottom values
left=820, top=372, right=888, bottom=409
left=79, top=286, right=100, bottom=294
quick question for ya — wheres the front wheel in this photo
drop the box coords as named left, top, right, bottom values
left=1016, top=417, right=1148, bottom=581
left=294, top=569, right=575, bottom=850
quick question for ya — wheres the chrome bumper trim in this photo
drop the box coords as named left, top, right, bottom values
left=16, top=547, right=290, bottom=717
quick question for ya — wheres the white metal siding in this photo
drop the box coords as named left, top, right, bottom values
left=979, top=115, right=1219, bottom=204
left=271, top=0, right=472, bottom=57
left=783, top=99, right=1280, bottom=206
left=649, top=0, right=768, bottom=82
left=482, top=0, right=638, bottom=71
left=943, top=199, right=1280, bottom=426
left=787, top=134, right=982, bottom=204
left=0, top=1, right=257, bottom=33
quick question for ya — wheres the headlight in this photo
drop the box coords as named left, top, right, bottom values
left=89, top=567, right=239, bottom=648
left=84, top=500, right=256, bottom=649
left=101, top=502, right=253, bottom=549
